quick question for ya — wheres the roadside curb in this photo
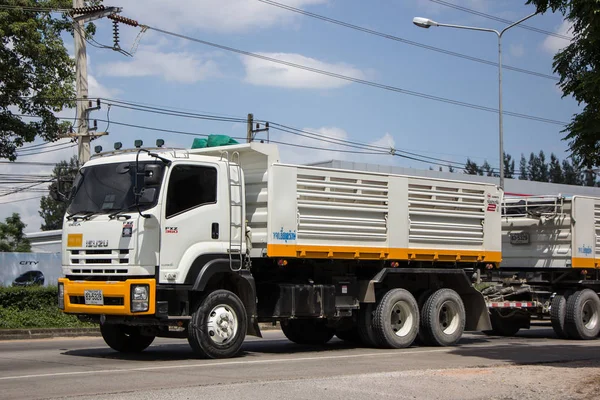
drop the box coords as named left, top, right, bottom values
left=0, top=323, right=280, bottom=341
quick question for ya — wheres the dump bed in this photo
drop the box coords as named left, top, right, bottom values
left=501, top=195, right=600, bottom=269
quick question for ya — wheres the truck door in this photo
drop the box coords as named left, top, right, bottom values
left=158, top=163, right=227, bottom=283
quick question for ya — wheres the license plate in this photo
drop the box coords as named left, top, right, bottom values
left=510, top=232, right=530, bottom=245
left=84, top=290, right=104, bottom=305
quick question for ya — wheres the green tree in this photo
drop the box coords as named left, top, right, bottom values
left=481, top=160, right=494, bottom=177
left=38, top=156, right=78, bottom=230
left=549, top=153, right=564, bottom=183
left=518, top=154, right=528, bottom=180
left=464, top=159, right=481, bottom=175
left=538, top=151, right=549, bottom=182
left=528, top=152, right=543, bottom=181
left=0, top=213, right=31, bottom=252
left=562, top=159, right=582, bottom=185
left=583, top=169, right=596, bottom=187
left=0, top=1, right=98, bottom=160
left=527, top=1, right=600, bottom=168
left=503, top=152, right=515, bottom=179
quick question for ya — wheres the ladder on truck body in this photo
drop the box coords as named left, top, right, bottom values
left=222, top=151, right=244, bottom=271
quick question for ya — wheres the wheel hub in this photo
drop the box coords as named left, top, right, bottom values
left=439, top=301, right=459, bottom=335
left=390, top=301, right=414, bottom=337
left=207, top=305, right=238, bottom=344
left=582, top=300, right=599, bottom=331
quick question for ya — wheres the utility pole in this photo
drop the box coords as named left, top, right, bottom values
left=73, top=0, right=89, bottom=164
left=246, top=113, right=254, bottom=143
left=68, top=3, right=121, bottom=163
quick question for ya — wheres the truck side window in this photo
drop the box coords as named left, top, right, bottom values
left=166, top=165, right=217, bottom=218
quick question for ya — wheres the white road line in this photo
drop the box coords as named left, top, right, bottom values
left=0, top=348, right=450, bottom=381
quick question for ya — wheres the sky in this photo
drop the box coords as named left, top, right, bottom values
left=1, top=0, right=579, bottom=232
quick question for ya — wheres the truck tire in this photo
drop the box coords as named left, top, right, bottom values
left=415, top=290, right=433, bottom=344
left=372, top=289, right=419, bottom=349
left=564, top=289, right=600, bottom=340
left=187, top=289, right=247, bottom=359
left=281, top=319, right=334, bottom=345
left=485, top=309, right=524, bottom=337
left=550, top=294, right=569, bottom=339
left=357, top=303, right=379, bottom=348
left=100, top=324, right=155, bottom=353
left=420, top=289, right=466, bottom=347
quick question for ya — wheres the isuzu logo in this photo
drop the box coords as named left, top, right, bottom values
left=86, top=240, right=109, bottom=248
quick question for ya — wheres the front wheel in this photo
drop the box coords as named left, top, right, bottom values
left=187, top=290, right=247, bottom=359
left=100, top=324, right=155, bottom=353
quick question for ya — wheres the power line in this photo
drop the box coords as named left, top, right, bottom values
left=16, top=143, right=77, bottom=157
left=144, top=25, right=568, bottom=126
left=0, top=5, right=71, bottom=13
left=0, top=195, right=45, bottom=205
left=256, top=0, right=558, bottom=81
left=428, top=0, right=572, bottom=41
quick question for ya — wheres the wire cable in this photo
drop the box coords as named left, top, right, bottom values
left=144, top=25, right=568, bottom=126
left=427, top=0, right=572, bottom=41
left=256, top=0, right=558, bottom=81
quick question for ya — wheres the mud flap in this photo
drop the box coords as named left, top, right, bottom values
left=461, top=288, right=492, bottom=331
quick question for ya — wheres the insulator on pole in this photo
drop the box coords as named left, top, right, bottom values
left=112, top=20, right=120, bottom=48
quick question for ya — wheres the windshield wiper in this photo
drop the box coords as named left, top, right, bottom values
left=66, top=211, right=96, bottom=221
left=107, top=205, right=140, bottom=220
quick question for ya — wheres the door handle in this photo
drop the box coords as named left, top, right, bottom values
left=211, top=223, right=219, bottom=239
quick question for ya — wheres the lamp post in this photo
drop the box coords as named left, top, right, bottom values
left=412, top=12, right=537, bottom=190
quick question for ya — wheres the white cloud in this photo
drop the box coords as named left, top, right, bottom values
left=509, top=44, right=525, bottom=58
left=88, top=74, right=121, bottom=98
left=542, top=20, right=573, bottom=54
left=117, top=0, right=327, bottom=33
left=98, top=47, right=219, bottom=84
left=242, top=53, right=365, bottom=89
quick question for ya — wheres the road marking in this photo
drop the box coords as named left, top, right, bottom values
left=0, top=348, right=450, bottom=381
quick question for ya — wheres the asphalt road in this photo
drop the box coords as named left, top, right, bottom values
left=1, top=325, right=599, bottom=400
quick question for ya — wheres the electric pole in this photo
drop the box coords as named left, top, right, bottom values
left=69, top=3, right=121, bottom=163
left=73, top=0, right=89, bottom=163
left=246, top=113, right=254, bottom=143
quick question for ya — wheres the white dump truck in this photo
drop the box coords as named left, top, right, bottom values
left=56, top=142, right=600, bottom=358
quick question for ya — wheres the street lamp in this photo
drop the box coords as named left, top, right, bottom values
left=412, top=12, right=537, bottom=190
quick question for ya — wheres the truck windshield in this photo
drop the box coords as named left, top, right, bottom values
left=67, top=161, right=164, bottom=215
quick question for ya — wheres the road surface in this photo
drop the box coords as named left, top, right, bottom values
left=1, top=325, right=599, bottom=400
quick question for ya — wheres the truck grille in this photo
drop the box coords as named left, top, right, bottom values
left=69, top=295, right=125, bottom=306
left=70, top=249, right=130, bottom=268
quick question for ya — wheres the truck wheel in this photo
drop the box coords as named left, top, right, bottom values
left=372, top=289, right=419, bottom=349
left=357, top=303, right=379, bottom=348
left=485, top=309, right=523, bottom=337
left=420, top=289, right=466, bottom=346
left=281, top=319, right=334, bottom=345
left=335, top=327, right=361, bottom=343
left=550, top=294, right=569, bottom=339
left=415, top=290, right=433, bottom=344
left=100, top=324, right=155, bottom=353
left=187, top=290, right=247, bottom=358
left=564, top=289, right=600, bottom=340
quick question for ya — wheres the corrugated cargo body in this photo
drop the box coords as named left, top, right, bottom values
left=501, top=195, right=600, bottom=269
left=265, top=163, right=502, bottom=264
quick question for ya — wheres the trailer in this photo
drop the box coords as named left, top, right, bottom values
left=56, top=142, right=600, bottom=358
left=479, top=195, right=600, bottom=339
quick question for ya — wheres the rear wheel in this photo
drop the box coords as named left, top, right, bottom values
left=550, top=294, right=569, bottom=339
left=420, top=289, right=465, bottom=346
left=357, top=303, right=378, bottom=348
left=564, top=289, right=600, bottom=340
left=100, top=324, right=155, bottom=353
left=372, top=289, right=419, bottom=349
left=281, top=319, right=334, bottom=345
left=187, top=290, right=247, bottom=359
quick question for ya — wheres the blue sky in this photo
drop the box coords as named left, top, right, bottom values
left=2, top=0, right=577, bottom=231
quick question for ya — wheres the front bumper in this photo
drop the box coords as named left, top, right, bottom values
left=59, top=278, right=156, bottom=316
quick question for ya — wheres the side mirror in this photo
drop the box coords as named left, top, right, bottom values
left=138, top=187, right=157, bottom=204
left=144, top=164, right=163, bottom=186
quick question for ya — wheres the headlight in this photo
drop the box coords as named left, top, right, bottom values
left=58, top=283, right=64, bottom=310
left=131, top=284, right=149, bottom=312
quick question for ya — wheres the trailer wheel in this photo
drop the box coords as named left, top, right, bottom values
left=100, top=324, right=155, bottom=353
left=281, top=319, right=334, bottom=345
left=550, top=294, right=569, bottom=339
left=372, top=289, right=419, bottom=349
left=357, top=303, right=379, bottom=348
left=187, top=290, right=247, bottom=358
left=415, top=290, right=433, bottom=344
left=420, top=289, right=465, bottom=346
left=485, top=309, right=524, bottom=337
left=564, top=289, right=600, bottom=340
